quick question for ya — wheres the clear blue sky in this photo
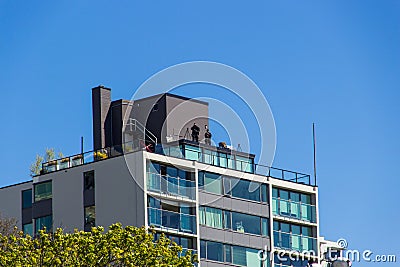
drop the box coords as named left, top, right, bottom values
left=1, top=1, right=399, bottom=264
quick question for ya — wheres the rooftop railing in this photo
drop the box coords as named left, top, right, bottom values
left=40, top=139, right=314, bottom=186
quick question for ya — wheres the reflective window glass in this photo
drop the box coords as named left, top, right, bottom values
left=232, top=212, right=261, bottom=235
left=230, top=178, right=260, bottom=202
left=35, top=215, right=52, bottom=233
left=34, top=181, right=52, bottom=202
left=22, top=189, right=32, bottom=209
left=203, top=172, right=222, bottom=194
left=23, top=223, right=33, bottom=236
left=200, top=240, right=206, bottom=258
left=85, top=206, right=96, bottom=228
left=207, top=241, right=224, bottom=262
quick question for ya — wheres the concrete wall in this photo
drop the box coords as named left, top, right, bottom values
left=166, top=94, right=208, bottom=142
left=95, top=151, right=145, bottom=229
left=129, top=94, right=167, bottom=143
left=33, top=151, right=146, bottom=232
left=0, top=181, right=32, bottom=229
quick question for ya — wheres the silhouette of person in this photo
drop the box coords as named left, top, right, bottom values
left=191, top=123, right=200, bottom=142
left=204, top=127, right=212, bottom=145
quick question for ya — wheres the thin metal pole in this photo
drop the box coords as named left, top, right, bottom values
left=313, top=123, right=317, bottom=186
left=81, top=136, right=84, bottom=154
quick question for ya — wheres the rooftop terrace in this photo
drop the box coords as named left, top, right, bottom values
left=40, top=139, right=315, bottom=186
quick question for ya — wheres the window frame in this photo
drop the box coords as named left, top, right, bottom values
left=22, top=189, right=32, bottom=209
left=34, top=181, right=52, bottom=202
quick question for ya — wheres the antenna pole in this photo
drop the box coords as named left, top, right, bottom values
left=81, top=136, right=84, bottom=154
left=312, top=123, right=317, bottom=186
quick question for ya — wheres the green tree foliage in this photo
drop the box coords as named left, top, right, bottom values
left=30, top=148, right=63, bottom=177
left=0, top=223, right=196, bottom=267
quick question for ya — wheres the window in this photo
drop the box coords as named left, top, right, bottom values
left=207, top=241, right=224, bottom=262
left=200, top=240, right=206, bottom=259
left=261, top=184, right=268, bottom=202
left=22, top=189, right=32, bottom=209
left=200, top=172, right=268, bottom=203
left=232, top=246, right=260, bottom=266
left=199, top=171, right=222, bottom=194
left=147, top=161, right=195, bottom=199
left=200, top=240, right=267, bottom=267
left=200, top=206, right=268, bottom=237
left=35, top=215, right=52, bottom=233
left=272, top=187, right=316, bottom=222
left=273, top=221, right=316, bottom=253
left=274, top=254, right=309, bottom=267
left=85, top=206, right=96, bottom=228
left=223, top=210, right=231, bottom=229
left=154, top=232, right=196, bottom=250
left=23, top=223, right=33, bottom=236
left=232, top=212, right=262, bottom=235
left=199, top=207, right=223, bottom=229
left=230, top=178, right=260, bottom=202
left=84, top=171, right=95, bottom=190
left=34, top=181, right=52, bottom=202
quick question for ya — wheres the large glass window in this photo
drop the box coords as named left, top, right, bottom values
left=232, top=212, right=261, bottom=235
left=232, top=246, right=260, bottom=266
left=274, top=254, right=309, bottom=267
left=34, top=181, right=52, bottom=202
left=23, top=223, right=33, bottom=236
left=200, top=240, right=268, bottom=267
left=147, top=161, right=195, bottom=199
left=200, top=172, right=268, bottom=203
left=22, top=189, right=32, bottom=209
left=200, top=206, right=268, bottom=237
left=272, top=188, right=316, bottom=223
left=199, top=171, right=222, bottom=194
left=35, top=215, right=52, bottom=233
left=199, top=206, right=223, bottom=229
left=273, top=221, right=316, bottom=253
left=207, top=241, right=224, bottom=262
left=230, top=178, right=260, bottom=202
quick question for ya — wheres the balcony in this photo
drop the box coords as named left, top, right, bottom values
left=273, top=231, right=317, bottom=254
left=158, top=140, right=314, bottom=186
left=147, top=172, right=195, bottom=200
left=39, top=138, right=314, bottom=186
left=148, top=207, right=196, bottom=234
left=272, top=198, right=317, bottom=223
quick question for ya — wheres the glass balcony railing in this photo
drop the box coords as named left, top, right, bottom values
left=41, top=141, right=142, bottom=174
left=40, top=138, right=314, bottom=186
left=273, top=231, right=317, bottom=254
left=272, top=198, right=316, bottom=223
left=148, top=207, right=197, bottom=234
left=147, top=172, right=196, bottom=200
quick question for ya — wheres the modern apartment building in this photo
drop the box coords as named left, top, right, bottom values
left=0, top=86, right=329, bottom=267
